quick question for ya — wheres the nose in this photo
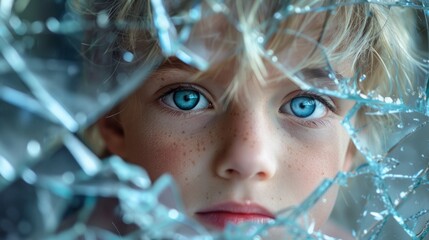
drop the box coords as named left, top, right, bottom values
left=215, top=106, right=277, bottom=181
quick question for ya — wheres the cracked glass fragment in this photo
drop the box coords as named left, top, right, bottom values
left=0, top=97, right=66, bottom=190
left=1, top=0, right=429, bottom=239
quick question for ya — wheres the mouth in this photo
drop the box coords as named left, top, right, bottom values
left=195, top=201, right=275, bottom=229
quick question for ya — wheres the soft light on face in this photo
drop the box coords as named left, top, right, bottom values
left=98, top=10, right=356, bottom=233
left=99, top=57, right=355, bottom=231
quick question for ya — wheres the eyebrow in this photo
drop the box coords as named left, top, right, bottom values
left=154, top=58, right=345, bottom=89
left=156, top=57, right=199, bottom=73
left=299, top=68, right=344, bottom=79
left=297, top=68, right=345, bottom=88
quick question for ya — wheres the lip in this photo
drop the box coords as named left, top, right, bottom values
left=195, top=202, right=275, bottom=229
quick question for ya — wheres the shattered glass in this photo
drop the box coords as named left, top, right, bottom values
left=1, top=0, right=429, bottom=239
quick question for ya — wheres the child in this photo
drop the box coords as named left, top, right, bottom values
left=79, top=0, right=423, bottom=237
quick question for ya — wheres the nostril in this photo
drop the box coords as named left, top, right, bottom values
left=257, top=171, right=267, bottom=179
left=223, top=169, right=269, bottom=179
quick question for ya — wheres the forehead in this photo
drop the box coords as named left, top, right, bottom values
left=180, top=8, right=336, bottom=66
left=150, top=7, right=351, bottom=88
left=129, top=2, right=357, bottom=98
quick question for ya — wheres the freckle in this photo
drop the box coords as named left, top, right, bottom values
left=321, top=172, right=325, bottom=176
left=183, top=152, right=186, bottom=156
left=182, top=130, right=185, bottom=134
left=202, top=147, right=206, bottom=151
left=218, top=191, right=222, bottom=195
left=192, top=160, right=195, bottom=166
left=288, top=164, right=291, bottom=168
left=243, top=137, right=248, bottom=141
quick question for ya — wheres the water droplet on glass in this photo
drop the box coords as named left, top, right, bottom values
left=62, top=172, right=75, bottom=184
left=46, top=17, right=60, bottom=32
left=370, top=212, right=383, bottom=221
left=97, top=11, right=110, bottom=28
left=123, top=51, right=134, bottom=63
left=168, top=209, right=179, bottom=219
left=212, top=3, right=223, bottom=12
left=22, top=169, right=37, bottom=184
left=384, top=97, right=393, bottom=103
left=9, top=15, right=22, bottom=30
left=271, top=56, right=278, bottom=62
left=75, top=112, right=87, bottom=124
left=27, top=140, right=41, bottom=158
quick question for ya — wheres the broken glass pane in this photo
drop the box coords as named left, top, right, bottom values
left=1, top=0, right=429, bottom=239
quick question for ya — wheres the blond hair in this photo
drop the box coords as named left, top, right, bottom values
left=75, top=0, right=425, bottom=157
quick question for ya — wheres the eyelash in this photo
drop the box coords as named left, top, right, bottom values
left=159, top=85, right=213, bottom=116
left=158, top=86, right=336, bottom=127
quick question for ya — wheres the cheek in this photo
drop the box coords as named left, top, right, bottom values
left=122, top=115, right=210, bottom=184
left=278, top=123, right=349, bottom=199
left=277, top=123, right=349, bottom=227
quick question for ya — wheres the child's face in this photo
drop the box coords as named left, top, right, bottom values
left=98, top=10, right=355, bottom=231
left=99, top=57, right=355, bottom=231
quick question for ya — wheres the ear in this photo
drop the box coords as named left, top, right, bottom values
left=97, top=111, right=127, bottom=158
left=342, top=140, right=356, bottom=172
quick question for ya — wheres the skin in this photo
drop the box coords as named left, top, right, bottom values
left=97, top=8, right=356, bottom=233
left=98, top=55, right=355, bottom=232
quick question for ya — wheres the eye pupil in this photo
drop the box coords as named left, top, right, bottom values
left=290, top=97, right=316, bottom=118
left=173, top=90, right=200, bottom=110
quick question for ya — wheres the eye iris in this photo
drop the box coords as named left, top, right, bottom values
left=173, top=90, right=200, bottom=110
left=290, top=96, right=316, bottom=118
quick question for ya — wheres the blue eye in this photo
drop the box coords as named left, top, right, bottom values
left=280, top=96, right=328, bottom=119
left=162, top=88, right=210, bottom=111
left=290, top=97, right=316, bottom=118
